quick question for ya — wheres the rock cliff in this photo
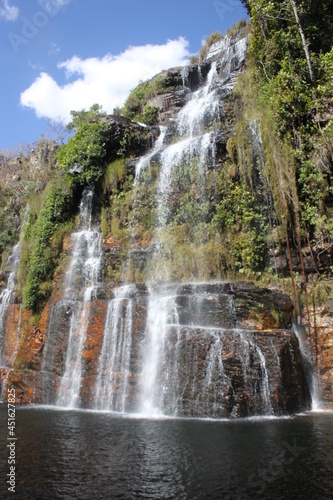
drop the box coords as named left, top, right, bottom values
left=0, top=29, right=331, bottom=417
left=0, top=281, right=311, bottom=417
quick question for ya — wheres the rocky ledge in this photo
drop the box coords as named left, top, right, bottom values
left=0, top=281, right=312, bottom=418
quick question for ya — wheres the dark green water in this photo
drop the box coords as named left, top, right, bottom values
left=0, top=407, right=332, bottom=499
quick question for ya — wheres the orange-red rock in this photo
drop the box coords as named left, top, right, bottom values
left=80, top=300, right=108, bottom=407
left=2, top=305, right=21, bottom=368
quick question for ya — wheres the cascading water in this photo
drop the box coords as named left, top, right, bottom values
left=146, top=62, right=220, bottom=283
left=90, top=37, right=310, bottom=418
left=177, top=61, right=220, bottom=138
left=135, top=126, right=167, bottom=180
left=0, top=208, right=29, bottom=400
left=293, top=323, right=322, bottom=411
left=94, top=285, right=135, bottom=412
left=137, top=59, right=230, bottom=414
left=0, top=206, right=28, bottom=368
left=136, top=283, right=278, bottom=418
left=0, top=245, right=21, bottom=402
left=93, top=59, right=225, bottom=414
left=140, top=286, right=181, bottom=415
left=0, top=37, right=314, bottom=418
left=56, top=187, right=102, bottom=408
left=0, top=244, right=21, bottom=365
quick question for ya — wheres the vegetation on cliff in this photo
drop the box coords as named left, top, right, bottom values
left=229, top=0, right=333, bottom=310
left=239, top=0, right=333, bottom=245
left=57, top=119, right=111, bottom=188
left=21, top=183, right=74, bottom=310
left=0, top=140, right=57, bottom=270
left=119, top=68, right=185, bottom=125
left=199, top=31, right=224, bottom=63
left=19, top=107, right=113, bottom=311
left=1, top=9, right=332, bottom=315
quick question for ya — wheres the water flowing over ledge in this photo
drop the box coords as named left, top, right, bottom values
left=0, top=32, right=322, bottom=418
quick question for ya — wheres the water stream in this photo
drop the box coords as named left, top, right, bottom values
left=90, top=37, right=314, bottom=418
left=294, top=322, right=322, bottom=411
left=93, top=58, right=227, bottom=415
left=57, top=187, right=102, bottom=408
left=0, top=243, right=21, bottom=366
left=0, top=206, right=28, bottom=369
left=10, top=36, right=316, bottom=418
left=94, top=284, right=135, bottom=412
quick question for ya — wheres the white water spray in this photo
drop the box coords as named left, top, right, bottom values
left=57, top=188, right=102, bottom=408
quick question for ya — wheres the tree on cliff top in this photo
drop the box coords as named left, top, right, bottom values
left=66, top=103, right=106, bottom=131
left=241, top=0, right=333, bottom=81
left=57, top=104, right=110, bottom=188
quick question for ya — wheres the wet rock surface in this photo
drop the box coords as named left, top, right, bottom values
left=1, top=281, right=311, bottom=417
left=0, top=32, right=319, bottom=417
left=104, top=115, right=159, bottom=158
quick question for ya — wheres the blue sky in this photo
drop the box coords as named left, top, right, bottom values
left=0, top=0, right=247, bottom=150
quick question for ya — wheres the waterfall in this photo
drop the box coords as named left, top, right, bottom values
left=91, top=36, right=294, bottom=418
left=0, top=209, right=28, bottom=402
left=136, top=284, right=276, bottom=418
left=0, top=244, right=21, bottom=365
left=90, top=36, right=310, bottom=418
left=177, top=62, right=220, bottom=138
left=94, top=285, right=135, bottom=412
left=145, top=62, right=218, bottom=282
left=135, top=126, right=167, bottom=180
left=0, top=207, right=28, bottom=367
left=293, top=323, right=322, bottom=411
left=140, top=285, right=180, bottom=415
left=92, top=58, right=225, bottom=411
left=254, top=344, right=273, bottom=414
left=137, top=59, right=230, bottom=414
left=57, top=187, right=102, bottom=408
left=0, top=37, right=313, bottom=417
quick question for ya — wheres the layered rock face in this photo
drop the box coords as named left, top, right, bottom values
left=95, top=282, right=310, bottom=418
left=0, top=281, right=311, bottom=417
left=300, top=302, right=333, bottom=409
left=0, top=32, right=322, bottom=417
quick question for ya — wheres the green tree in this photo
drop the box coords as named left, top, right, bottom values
left=57, top=117, right=111, bottom=188
left=238, top=0, right=333, bottom=316
left=66, top=103, right=106, bottom=131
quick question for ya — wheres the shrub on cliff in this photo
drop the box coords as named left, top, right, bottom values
left=226, top=19, right=247, bottom=38
left=199, top=32, right=223, bottom=63
left=122, top=77, right=167, bottom=123
left=21, top=183, right=74, bottom=311
left=57, top=119, right=111, bottom=189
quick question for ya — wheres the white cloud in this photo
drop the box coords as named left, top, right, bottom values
left=0, top=0, right=19, bottom=21
left=20, top=38, right=190, bottom=123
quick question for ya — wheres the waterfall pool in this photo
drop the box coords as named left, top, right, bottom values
left=1, top=405, right=332, bottom=498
